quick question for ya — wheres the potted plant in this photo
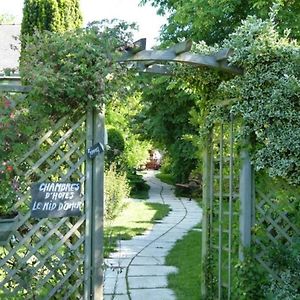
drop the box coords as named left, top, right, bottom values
left=0, top=163, right=19, bottom=245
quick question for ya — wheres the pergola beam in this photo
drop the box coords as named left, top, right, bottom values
left=119, top=39, right=242, bottom=75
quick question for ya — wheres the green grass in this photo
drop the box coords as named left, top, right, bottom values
left=130, top=184, right=150, bottom=199
left=155, top=172, right=176, bottom=185
left=104, top=200, right=170, bottom=257
left=166, top=225, right=202, bottom=300
left=128, top=172, right=150, bottom=199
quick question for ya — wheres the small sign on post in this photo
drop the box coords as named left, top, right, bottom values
left=30, top=182, right=82, bottom=218
left=87, top=142, right=104, bottom=159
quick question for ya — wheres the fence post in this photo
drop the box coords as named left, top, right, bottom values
left=85, top=108, right=93, bottom=299
left=91, top=107, right=105, bottom=299
left=239, top=148, right=253, bottom=260
left=201, top=129, right=213, bottom=298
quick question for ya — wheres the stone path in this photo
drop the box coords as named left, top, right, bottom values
left=104, top=170, right=202, bottom=300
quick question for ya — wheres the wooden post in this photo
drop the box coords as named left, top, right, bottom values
left=91, top=107, right=105, bottom=299
left=84, top=108, right=93, bottom=299
left=201, top=129, right=213, bottom=298
left=239, top=148, right=253, bottom=260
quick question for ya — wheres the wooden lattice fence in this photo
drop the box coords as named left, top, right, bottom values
left=0, top=79, right=104, bottom=299
left=201, top=116, right=300, bottom=299
left=254, top=177, right=300, bottom=280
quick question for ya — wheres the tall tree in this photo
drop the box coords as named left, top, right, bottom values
left=21, top=0, right=82, bottom=36
left=141, top=0, right=300, bottom=44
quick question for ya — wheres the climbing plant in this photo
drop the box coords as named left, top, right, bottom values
left=1, top=20, right=136, bottom=216
left=20, top=20, right=135, bottom=115
left=219, top=12, right=300, bottom=185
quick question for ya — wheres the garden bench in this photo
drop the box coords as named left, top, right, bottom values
left=175, top=176, right=202, bottom=200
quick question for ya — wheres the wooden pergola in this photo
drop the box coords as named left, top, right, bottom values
left=119, top=38, right=242, bottom=75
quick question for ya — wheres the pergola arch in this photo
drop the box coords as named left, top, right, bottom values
left=119, top=38, right=242, bottom=75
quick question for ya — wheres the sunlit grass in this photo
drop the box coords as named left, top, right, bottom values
left=166, top=225, right=202, bottom=300
left=104, top=200, right=170, bottom=257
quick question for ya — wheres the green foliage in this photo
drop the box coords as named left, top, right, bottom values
left=20, top=20, right=135, bottom=114
left=233, top=241, right=300, bottom=300
left=21, top=0, right=82, bottom=37
left=0, top=163, right=17, bottom=216
left=264, top=239, right=300, bottom=299
left=140, top=75, right=199, bottom=182
left=123, top=135, right=151, bottom=170
left=0, top=93, right=27, bottom=216
left=106, top=127, right=125, bottom=167
left=141, top=0, right=300, bottom=45
left=220, top=14, right=300, bottom=184
left=155, top=172, right=176, bottom=185
left=127, top=170, right=150, bottom=199
left=104, top=164, right=130, bottom=221
left=106, top=91, right=151, bottom=171
left=166, top=226, right=201, bottom=300
left=233, top=249, right=267, bottom=299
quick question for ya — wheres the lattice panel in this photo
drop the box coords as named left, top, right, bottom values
left=0, top=112, right=87, bottom=299
left=254, top=187, right=300, bottom=279
left=207, top=119, right=241, bottom=299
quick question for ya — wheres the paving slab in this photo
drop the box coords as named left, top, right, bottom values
left=128, top=276, right=168, bottom=289
left=131, top=256, right=165, bottom=265
left=104, top=276, right=127, bottom=294
left=104, top=295, right=129, bottom=300
left=130, top=288, right=176, bottom=300
left=128, top=265, right=177, bottom=277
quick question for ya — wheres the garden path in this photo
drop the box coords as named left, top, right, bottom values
left=104, top=170, right=202, bottom=300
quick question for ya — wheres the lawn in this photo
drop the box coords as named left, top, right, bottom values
left=166, top=224, right=202, bottom=300
left=104, top=200, right=170, bottom=257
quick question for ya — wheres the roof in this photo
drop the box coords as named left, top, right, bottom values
left=0, top=24, right=21, bottom=73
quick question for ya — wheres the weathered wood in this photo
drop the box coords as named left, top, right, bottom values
left=166, top=39, right=193, bottom=54
left=136, top=63, right=170, bottom=75
left=120, top=48, right=242, bottom=74
left=91, top=108, right=104, bottom=300
left=1, top=105, right=89, bottom=298
left=239, top=148, right=253, bottom=260
left=214, top=48, right=233, bottom=61
left=123, top=38, right=146, bottom=54
left=201, top=130, right=213, bottom=298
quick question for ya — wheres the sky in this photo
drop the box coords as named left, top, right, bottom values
left=0, top=0, right=166, bottom=48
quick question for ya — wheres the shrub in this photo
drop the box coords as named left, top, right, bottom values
left=264, top=239, right=300, bottom=299
left=104, top=164, right=130, bottom=222
left=105, top=127, right=125, bottom=167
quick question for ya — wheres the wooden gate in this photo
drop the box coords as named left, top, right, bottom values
left=0, top=79, right=104, bottom=299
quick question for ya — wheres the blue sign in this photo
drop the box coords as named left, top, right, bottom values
left=87, top=142, right=104, bottom=159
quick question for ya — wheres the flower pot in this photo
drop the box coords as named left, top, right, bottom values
left=0, top=215, right=19, bottom=245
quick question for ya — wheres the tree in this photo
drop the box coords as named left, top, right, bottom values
left=138, top=75, right=200, bottom=182
left=141, top=0, right=300, bottom=44
left=21, top=0, right=82, bottom=37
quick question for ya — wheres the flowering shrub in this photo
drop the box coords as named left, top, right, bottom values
left=20, top=20, right=136, bottom=114
left=0, top=162, right=18, bottom=217
left=0, top=95, right=21, bottom=217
